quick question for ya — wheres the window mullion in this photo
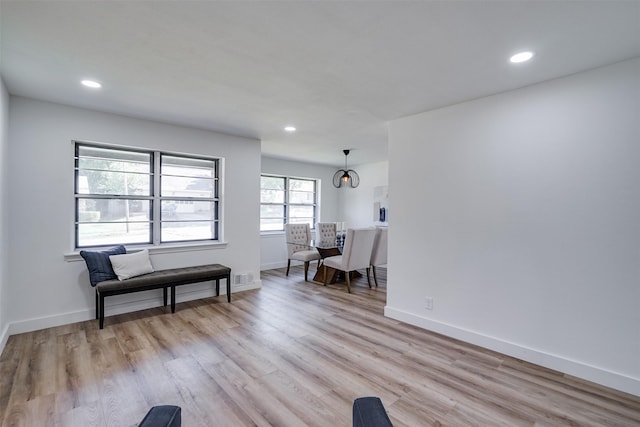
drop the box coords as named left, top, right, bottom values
left=152, top=151, right=161, bottom=245
left=284, top=177, right=290, bottom=225
left=75, top=194, right=153, bottom=200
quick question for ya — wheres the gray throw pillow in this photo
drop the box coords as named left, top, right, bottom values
left=80, top=245, right=126, bottom=286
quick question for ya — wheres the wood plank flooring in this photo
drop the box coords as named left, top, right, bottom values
left=1, top=266, right=639, bottom=426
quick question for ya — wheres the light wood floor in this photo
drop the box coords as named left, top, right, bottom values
left=1, top=266, right=639, bottom=426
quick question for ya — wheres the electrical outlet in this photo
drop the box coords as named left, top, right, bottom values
left=425, top=297, right=434, bottom=310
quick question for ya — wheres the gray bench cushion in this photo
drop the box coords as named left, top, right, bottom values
left=96, top=264, right=231, bottom=293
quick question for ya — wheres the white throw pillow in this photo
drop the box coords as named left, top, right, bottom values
left=109, top=249, right=154, bottom=280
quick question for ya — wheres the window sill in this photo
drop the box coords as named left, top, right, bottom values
left=260, top=231, right=285, bottom=237
left=64, top=241, right=228, bottom=262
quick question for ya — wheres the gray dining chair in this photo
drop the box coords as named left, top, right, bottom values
left=316, top=222, right=337, bottom=247
left=323, top=227, right=377, bottom=293
left=367, top=227, right=388, bottom=287
left=285, top=223, right=321, bottom=281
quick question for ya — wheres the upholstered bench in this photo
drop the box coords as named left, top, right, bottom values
left=95, top=264, right=231, bottom=329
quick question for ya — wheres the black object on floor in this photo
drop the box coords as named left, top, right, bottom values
left=353, top=396, right=393, bottom=427
left=138, top=405, right=181, bottom=427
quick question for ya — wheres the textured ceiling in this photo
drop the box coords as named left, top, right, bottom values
left=1, top=1, right=639, bottom=166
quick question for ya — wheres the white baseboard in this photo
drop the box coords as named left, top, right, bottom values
left=384, top=306, right=640, bottom=397
left=5, top=280, right=261, bottom=338
left=261, top=260, right=316, bottom=271
left=9, top=308, right=92, bottom=336
left=261, top=261, right=287, bottom=270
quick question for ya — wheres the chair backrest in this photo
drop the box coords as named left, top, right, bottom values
left=340, top=227, right=377, bottom=271
left=370, top=227, right=388, bottom=266
left=285, top=223, right=312, bottom=257
left=316, top=222, right=337, bottom=247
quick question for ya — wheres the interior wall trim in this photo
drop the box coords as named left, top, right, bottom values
left=5, top=282, right=261, bottom=338
left=384, top=306, right=640, bottom=397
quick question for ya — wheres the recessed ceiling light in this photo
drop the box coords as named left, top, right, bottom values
left=284, top=126, right=296, bottom=132
left=510, top=51, right=534, bottom=64
left=81, top=79, right=102, bottom=88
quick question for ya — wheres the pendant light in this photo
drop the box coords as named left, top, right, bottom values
left=333, top=149, right=360, bottom=188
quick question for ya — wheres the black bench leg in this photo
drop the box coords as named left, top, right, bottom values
left=171, top=286, right=176, bottom=313
left=215, top=278, right=220, bottom=296
left=99, top=294, right=105, bottom=329
left=163, top=287, right=168, bottom=306
left=95, top=291, right=99, bottom=320
left=226, top=274, right=231, bottom=303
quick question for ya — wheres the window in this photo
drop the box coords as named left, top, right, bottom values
left=75, top=142, right=219, bottom=248
left=260, top=175, right=317, bottom=231
left=160, top=155, right=218, bottom=243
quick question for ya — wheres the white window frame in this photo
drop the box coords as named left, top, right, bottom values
left=74, top=141, right=221, bottom=249
left=260, top=174, right=318, bottom=232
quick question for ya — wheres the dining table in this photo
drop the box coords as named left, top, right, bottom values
left=308, top=239, right=340, bottom=283
left=288, top=237, right=361, bottom=284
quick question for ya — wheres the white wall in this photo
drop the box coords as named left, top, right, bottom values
left=260, top=156, right=339, bottom=270
left=0, top=78, right=10, bottom=349
left=7, top=97, right=261, bottom=334
left=387, top=58, right=640, bottom=396
left=338, top=160, right=389, bottom=228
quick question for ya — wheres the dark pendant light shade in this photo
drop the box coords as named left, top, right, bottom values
left=333, top=149, right=360, bottom=188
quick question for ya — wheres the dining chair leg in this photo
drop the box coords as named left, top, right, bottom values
left=366, top=267, right=372, bottom=288
left=372, top=265, right=379, bottom=287
left=323, top=265, right=328, bottom=286
left=304, top=261, right=309, bottom=281
left=345, top=271, right=352, bottom=293
left=286, top=259, right=291, bottom=276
